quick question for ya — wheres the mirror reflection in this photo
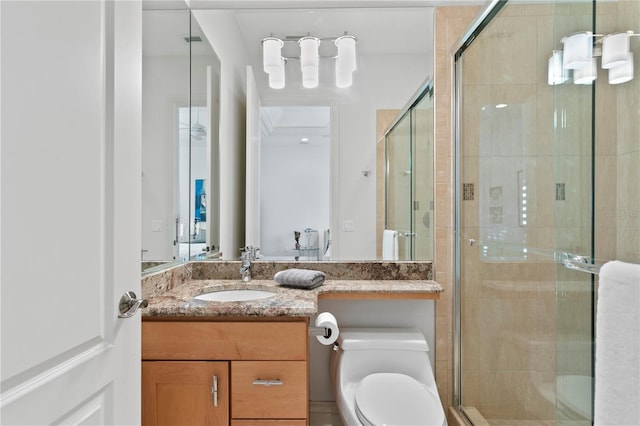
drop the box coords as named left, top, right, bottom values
left=142, top=4, right=435, bottom=272
left=142, top=9, right=221, bottom=271
left=259, top=105, right=331, bottom=261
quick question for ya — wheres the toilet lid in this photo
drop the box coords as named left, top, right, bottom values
left=355, top=373, right=444, bottom=426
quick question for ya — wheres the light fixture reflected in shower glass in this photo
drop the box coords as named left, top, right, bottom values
left=562, top=32, right=593, bottom=70
left=548, top=50, right=569, bottom=85
left=602, top=31, right=632, bottom=69
left=573, top=58, right=597, bottom=85
left=608, top=52, right=634, bottom=84
left=299, top=36, right=320, bottom=88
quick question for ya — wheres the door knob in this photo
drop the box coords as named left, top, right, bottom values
left=118, top=291, right=148, bottom=318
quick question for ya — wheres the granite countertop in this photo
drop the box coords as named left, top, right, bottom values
left=141, top=261, right=443, bottom=318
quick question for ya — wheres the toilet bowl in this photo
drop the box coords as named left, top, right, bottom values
left=330, top=328, right=447, bottom=426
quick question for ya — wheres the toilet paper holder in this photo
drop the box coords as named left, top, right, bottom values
left=308, top=326, right=333, bottom=339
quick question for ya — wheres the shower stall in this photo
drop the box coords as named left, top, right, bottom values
left=453, top=0, right=639, bottom=424
left=385, top=80, right=435, bottom=261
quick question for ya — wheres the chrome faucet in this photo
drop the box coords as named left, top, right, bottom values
left=240, top=246, right=259, bottom=282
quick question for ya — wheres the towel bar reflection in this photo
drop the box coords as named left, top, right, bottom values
left=564, top=258, right=602, bottom=275
left=467, top=238, right=604, bottom=275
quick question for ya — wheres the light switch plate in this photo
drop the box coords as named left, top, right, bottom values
left=342, top=220, right=354, bottom=232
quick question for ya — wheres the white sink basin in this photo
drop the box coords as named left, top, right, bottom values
left=194, top=289, right=276, bottom=302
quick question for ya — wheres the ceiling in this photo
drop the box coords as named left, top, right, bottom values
left=143, top=1, right=452, bottom=57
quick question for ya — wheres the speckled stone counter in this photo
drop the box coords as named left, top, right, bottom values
left=141, top=261, right=442, bottom=318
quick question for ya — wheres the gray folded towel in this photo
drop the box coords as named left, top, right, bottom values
left=274, top=268, right=326, bottom=289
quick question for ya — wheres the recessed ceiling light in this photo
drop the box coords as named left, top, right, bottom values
left=300, top=137, right=309, bottom=144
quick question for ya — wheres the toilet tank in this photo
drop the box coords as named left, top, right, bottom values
left=338, top=328, right=429, bottom=351
left=331, top=328, right=434, bottom=390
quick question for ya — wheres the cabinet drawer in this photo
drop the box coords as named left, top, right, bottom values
left=232, top=421, right=306, bottom=426
left=142, top=321, right=307, bottom=360
left=231, top=361, right=307, bottom=419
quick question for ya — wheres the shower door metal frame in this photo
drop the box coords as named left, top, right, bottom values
left=450, top=0, right=509, bottom=417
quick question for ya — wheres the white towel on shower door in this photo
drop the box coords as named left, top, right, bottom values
left=382, top=229, right=398, bottom=260
left=594, top=260, right=640, bottom=426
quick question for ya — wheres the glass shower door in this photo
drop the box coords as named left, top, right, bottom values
left=385, top=86, right=435, bottom=261
left=412, top=92, right=435, bottom=261
left=386, top=113, right=413, bottom=260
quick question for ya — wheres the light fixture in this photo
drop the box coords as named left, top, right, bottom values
left=574, top=58, right=597, bottom=85
left=299, top=36, right=320, bottom=88
left=268, top=57, right=286, bottom=89
left=548, top=50, right=569, bottom=85
left=261, top=32, right=357, bottom=89
left=609, top=52, right=634, bottom=84
left=262, top=37, right=284, bottom=74
left=562, top=32, right=593, bottom=70
left=602, top=31, right=632, bottom=69
left=335, top=35, right=357, bottom=88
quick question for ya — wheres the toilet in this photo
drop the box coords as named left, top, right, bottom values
left=330, top=328, right=447, bottom=426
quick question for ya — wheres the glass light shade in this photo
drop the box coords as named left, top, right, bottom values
left=299, top=36, right=320, bottom=88
left=335, top=35, right=357, bottom=88
left=608, top=52, right=634, bottom=84
left=262, top=37, right=283, bottom=74
left=548, top=50, right=569, bottom=85
left=573, top=58, right=597, bottom=84
left=268, top=58, right=285, bottom=89
left=562, top=32, right=593, bottom=70
left=602, top=31, right=631, bottom=69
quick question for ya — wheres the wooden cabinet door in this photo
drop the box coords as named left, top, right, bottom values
left=143, top=361, right=229, bottom=426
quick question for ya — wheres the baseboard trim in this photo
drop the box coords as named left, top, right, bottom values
left=309, top=401, right=339, bottom=414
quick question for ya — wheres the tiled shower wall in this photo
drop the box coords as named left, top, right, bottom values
left=435, top=0, right=639, bottom=421
left=595, top=0, right=640, bottom=264
left=433, top=5, right=481, bottom=414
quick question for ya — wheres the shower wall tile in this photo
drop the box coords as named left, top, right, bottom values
left=488, top=17, right=539, bottom=85
left=434, top=6, right=481, bottom=418
left=462, top=370, right=555, bottom=421
left=617, top=151, right=640, bottom=262
left=535, top=87, right=554, bottom=157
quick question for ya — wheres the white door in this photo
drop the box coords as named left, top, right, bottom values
left=1, top=1, right=142, bottom=425
left=245, top=66, right=262, bottom=250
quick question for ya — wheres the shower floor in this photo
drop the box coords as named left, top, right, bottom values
left=464, top=406, right=590, bottom=426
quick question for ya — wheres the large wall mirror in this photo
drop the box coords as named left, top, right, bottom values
left=225, top=2, right=433, bottom=260
left=142, top=2, right=435, bottom=272
left=142, top=7, right=221, bottom=271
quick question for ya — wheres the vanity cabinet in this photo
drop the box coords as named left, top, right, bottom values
left=142, top=319, right=309, bottom=426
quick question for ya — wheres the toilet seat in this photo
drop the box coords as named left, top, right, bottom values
left=354, top=373, right=444, bottom=426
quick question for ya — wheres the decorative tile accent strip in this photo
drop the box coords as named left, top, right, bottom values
left=556, top=183, right=566, bottom=201
left=463, top=183, right=475, bottom=201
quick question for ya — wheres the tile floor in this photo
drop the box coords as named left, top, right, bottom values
left=309, top=402, right=344, bottom=426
